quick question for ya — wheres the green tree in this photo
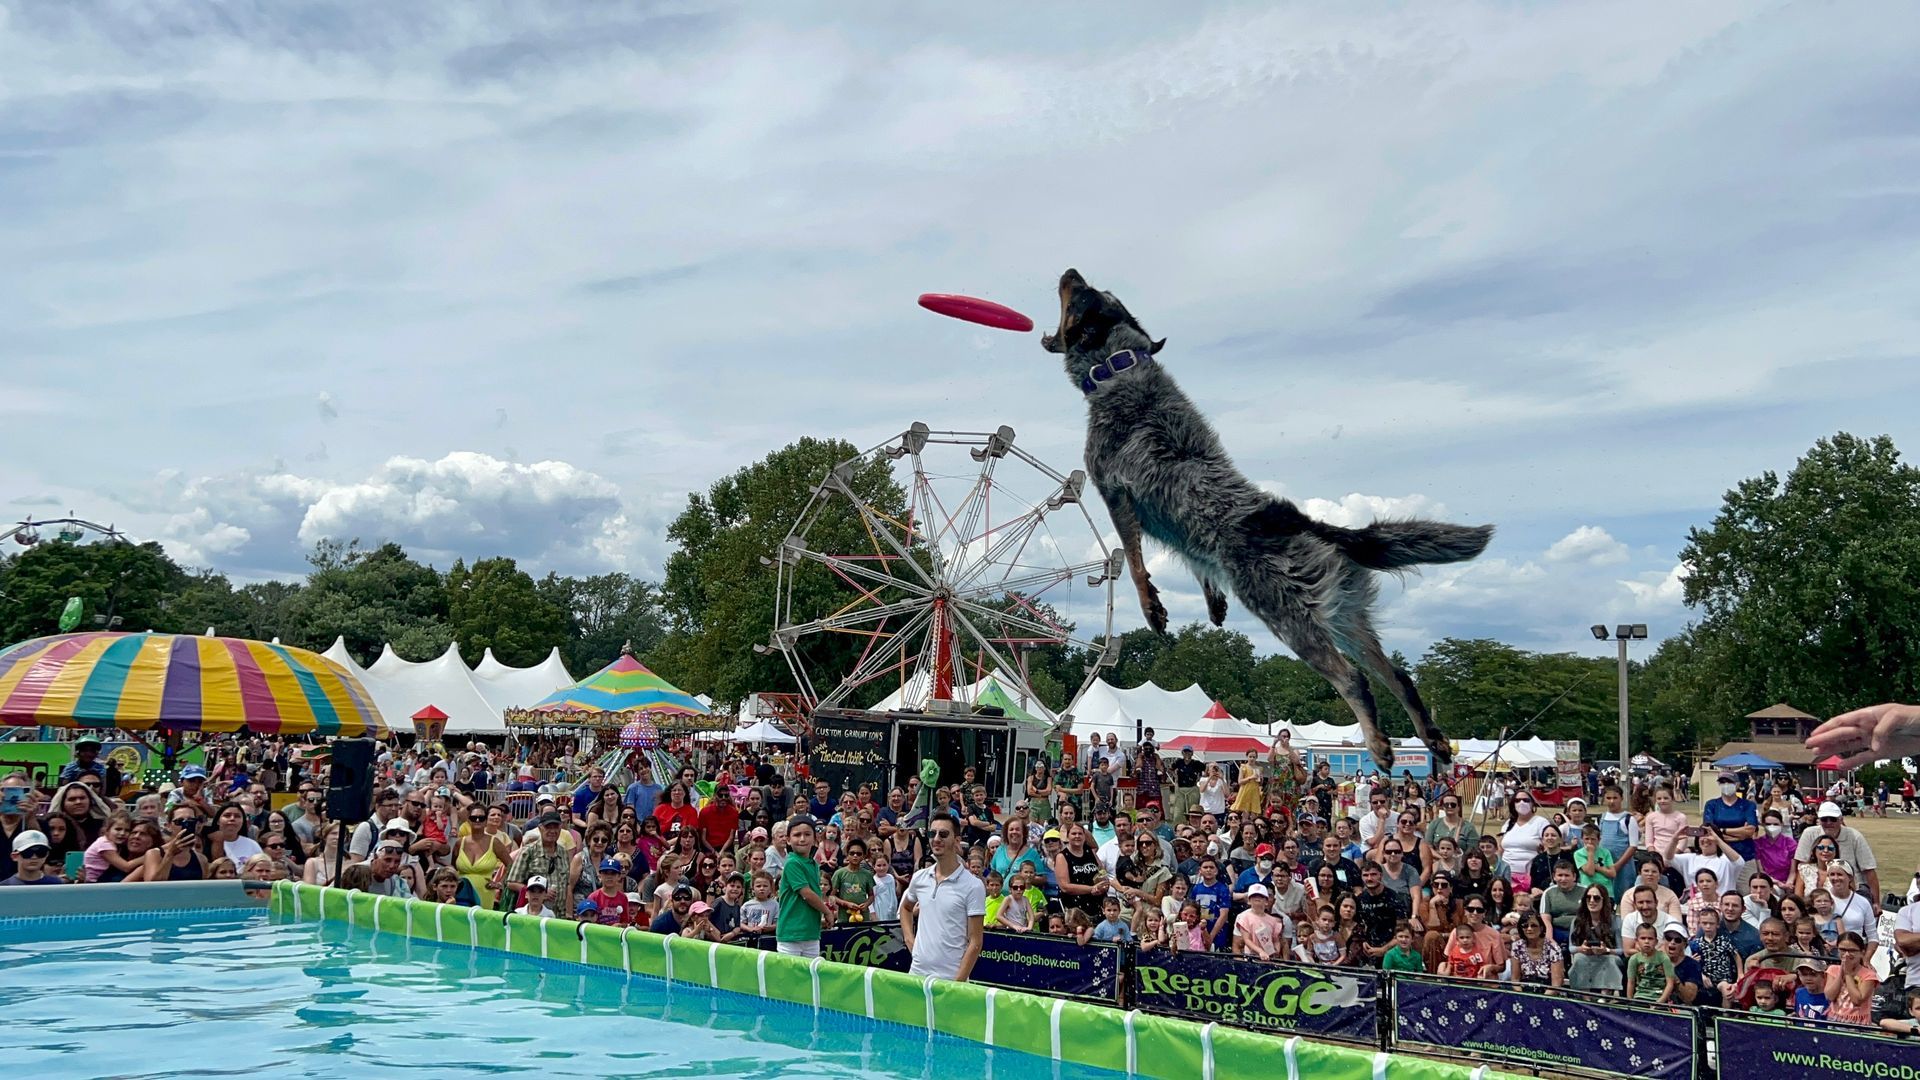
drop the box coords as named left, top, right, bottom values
left=1680, top=432, right=1920, bottom=720
left=445, top=557, right=570, bottom=667
left=659, top=438, right=909, bottom=710
left=1145, top=624, right=1258, bottom=715
left=0, top=539, right=184, bottom=642
left=284, top=540, right=451, bottom=663
left=540, top=572, right=668, bottom=675
left=1412, top=638, right=1618, bottom=749
left=1251, top=654, right=1357, bottom=729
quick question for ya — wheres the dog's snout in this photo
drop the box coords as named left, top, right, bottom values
left=1059, top=268, right=1085, bottom=289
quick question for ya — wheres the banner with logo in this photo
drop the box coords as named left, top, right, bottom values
left=760, top=923, right=1122, bottom=1002
left=1394, top=977, right=1694, bottom=1080
left=1555, top=741, right=1583, bottom=789
left=1716, top=1013, right=1920, bottom=1080
left=1129, top=949, right=1381, bottom=1044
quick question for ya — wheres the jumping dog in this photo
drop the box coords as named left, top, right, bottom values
left=1042, top=268, right=1492, bottom=768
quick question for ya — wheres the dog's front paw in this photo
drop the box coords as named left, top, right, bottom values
left=1144, top=584, right=1169, bottom=635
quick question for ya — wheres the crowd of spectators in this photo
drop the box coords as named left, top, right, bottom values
left=9, top=728, right=1920, bottom=1032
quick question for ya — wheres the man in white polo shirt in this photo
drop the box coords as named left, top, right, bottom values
left=900, top=815, right=985, bottom=981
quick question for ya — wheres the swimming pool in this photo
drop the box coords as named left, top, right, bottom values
left=0, top=910, right=1124, bottom=1079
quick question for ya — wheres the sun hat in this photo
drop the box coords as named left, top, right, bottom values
left=382, top=819, right=415, bottom=836
left=1042, top=828, right=1063, bottom=841
left=1246, top=883, right=1270, bottom=898
left=1819, top=801, right=1844, bottom=819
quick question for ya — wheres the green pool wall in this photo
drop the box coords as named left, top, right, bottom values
left=270, top=881, right=1509, bottom=1080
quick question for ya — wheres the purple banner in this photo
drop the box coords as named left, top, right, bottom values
left=1394, top=977, right=1695, bottom=1080
left=761, top=923, right=1121, bottom=1002
left=1129, top=948, right=1381, bottom=1044
left=1717, top=1014, right=1920, bottom=1080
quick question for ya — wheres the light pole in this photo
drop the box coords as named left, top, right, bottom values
left=1590, top=623, right=1648, bottom=771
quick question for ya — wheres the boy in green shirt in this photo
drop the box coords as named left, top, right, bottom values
left=1624, top=924, right=1674, bottom=1003
left=1380, top=922, right=1425, bottom=973
left=829, top=838, right=877, bottom=923
left=777, top=815, right=833, bottom=956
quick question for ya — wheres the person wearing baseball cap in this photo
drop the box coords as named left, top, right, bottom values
left=1702, top=770, right=1760, bottom=861
left=1, top=830, right=63, bottom=886
left=504, top=813, right=570, bottom=902
left=168, top=764, right=217, bottom=818
left=585, top=858, right=635, bottom=925
left=59, top=737, right=107, bottom=786
left=1796, top=801, right=1881, bottom=913
left=1232, top=882, right=1291, bottom=960
left=515, top=875, right=555, bottom=917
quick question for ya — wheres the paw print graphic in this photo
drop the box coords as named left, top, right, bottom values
left=1528, top=1015, right=1542, bottom=1029
left=1552, top=1007, right=1566, bottom=1021
left=1599, top=1038, right=1613, bottom=1051
left=1585, top=1019, right=1599, bottom=1032
left=1623, top=1036, right=1637, bottom=1050
left=1629, top=1055, right=1643, bottom=1069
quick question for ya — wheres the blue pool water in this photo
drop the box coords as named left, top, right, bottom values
left=0, top=912, right=1125, bottom=1079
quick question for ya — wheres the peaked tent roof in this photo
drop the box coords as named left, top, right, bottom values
left=1066, top=678, right=1270, bottom=750
left=530, top=648, right=707, bottom=717
left=1746, top=702, right=1816, bottom=720
left=974, top=678, right=1049, bottom=730
left=323, top=638, right=574, bottom=737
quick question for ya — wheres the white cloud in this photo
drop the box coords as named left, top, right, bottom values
left=155, top=451, right=653, bottom=577
left=1620, top=562, right=1689, bottom=608
left=1545, top=525, right=1630, bottom=566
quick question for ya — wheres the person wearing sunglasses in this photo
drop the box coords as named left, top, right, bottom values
left=1, top=830, right=64, bottom=885
left=1425, top=793, right=1479, bottom=851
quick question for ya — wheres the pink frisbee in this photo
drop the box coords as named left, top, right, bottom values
left=917, top=293, right=1035, bottom=333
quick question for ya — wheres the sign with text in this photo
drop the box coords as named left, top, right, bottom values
left=1716, top=1013, right=1920, bottom=1080
left=808, top=711, right=893, bottom=797
left=757, top=923, right=1122, bottom=1002
left=1556, top=741, right=1583, bottom=788
left=1129, top=949, right=1380, bottom=1044
left=1394, top=977, right=1695, bottom=1080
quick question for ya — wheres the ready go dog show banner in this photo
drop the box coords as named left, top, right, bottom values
left=1128, top=949, right=1381, bottom=1044
left=1394, top=976, right=1695, bottom=1080
left=763, top=923, right=1124, bottom=1003
left=1716, top=1013, right=1920, bottom=1080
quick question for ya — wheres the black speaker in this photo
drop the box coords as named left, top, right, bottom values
left=326, top=738, right=377, bottom=823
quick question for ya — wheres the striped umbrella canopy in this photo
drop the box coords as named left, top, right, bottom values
left=530, top=645, right=707, bottom=718
left=0, top=632, right=389, bottom=737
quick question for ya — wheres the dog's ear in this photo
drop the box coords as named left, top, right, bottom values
left=1149, top=338, right=1166, bottom=355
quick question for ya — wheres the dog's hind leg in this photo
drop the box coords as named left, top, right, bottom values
left=1355, top=629, right=1452, bottom=770
left=1280, top=624, right=1395, bottom=769
left=1201, top=578, right=1229, bottom=627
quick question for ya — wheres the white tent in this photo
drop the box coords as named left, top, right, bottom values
left=736, top=719, right=797, bottom=745
left=323, top=638, right=575, bottom=737
left=1064, top=678, right=1271, bottom=755
left=1452, top=737, right=1558, bottom=770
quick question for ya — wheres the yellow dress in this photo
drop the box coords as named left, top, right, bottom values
left=455, top=837, right=502, bottom=909
left=1231, top=772, right=1264, bottom=814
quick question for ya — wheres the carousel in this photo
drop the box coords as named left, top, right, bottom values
left=504, top=643, right=721, bottom=783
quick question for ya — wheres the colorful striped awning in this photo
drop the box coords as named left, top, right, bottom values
left=0, top=632, right=389, bottom=737
left=529, top=647, right=707, bottom=718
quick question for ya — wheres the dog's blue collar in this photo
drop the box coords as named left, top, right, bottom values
left=1080, top=348, right=1153, bottom=395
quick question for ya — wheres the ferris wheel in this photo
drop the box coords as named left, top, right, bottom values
left=765, top=423, right=1120, bottom=716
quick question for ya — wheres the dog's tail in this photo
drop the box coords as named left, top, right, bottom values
left=1311, top=518, right=1494, bottom=570
left=1245, top=499, right=1494, bottom=570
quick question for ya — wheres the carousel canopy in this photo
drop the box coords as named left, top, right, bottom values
left=0, top=631, right=388, bottom=737
left=527, top=645, right=708, bottom=719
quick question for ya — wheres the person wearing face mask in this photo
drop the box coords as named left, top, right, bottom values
left=1702, top=772, right=1760, bottom=861
left=1233, top=842, right=1277, bottom=902
left=1751, top=809, right=1798, bottom=885
left=1499, top=795, right=1549, bottom=894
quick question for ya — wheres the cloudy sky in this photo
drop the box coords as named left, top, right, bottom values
left=3, top=1, right=1917, bottom=667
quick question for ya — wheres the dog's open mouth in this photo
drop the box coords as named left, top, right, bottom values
left=1041, top=268, right=1087, bottom=353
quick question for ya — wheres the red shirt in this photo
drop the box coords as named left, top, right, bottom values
left=588, top=887, right=635, bottom=926
left=653, top=802, right=698, bottom=838
left=697, top=802, right=741, bottom=850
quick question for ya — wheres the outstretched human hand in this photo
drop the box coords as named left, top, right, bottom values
left=1806, top=703, right=1920, bottom=770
